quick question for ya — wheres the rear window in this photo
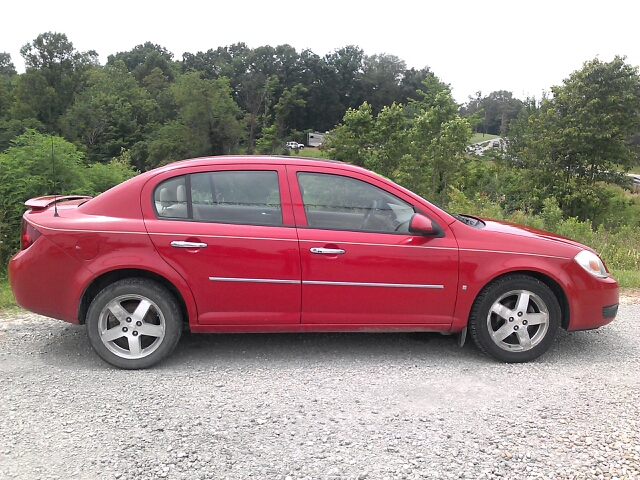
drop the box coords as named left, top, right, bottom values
left=154, top=171, right=282, bottom=226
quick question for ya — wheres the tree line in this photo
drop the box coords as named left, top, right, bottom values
left=324, top=55, right=640, bottom=231
left=1, top=32, right=640, bottom=273
left=0, top=32, right=446, bottom=170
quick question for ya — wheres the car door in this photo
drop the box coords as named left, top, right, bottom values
left=288, top=166, right=459, bottom=327
left=142, top=164, right=301, bottom=325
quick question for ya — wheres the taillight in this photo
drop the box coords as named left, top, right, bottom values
left=21, top=221, right=41, bottom=250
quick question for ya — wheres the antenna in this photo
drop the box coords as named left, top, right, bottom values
left=51, top=135, right=59, bottom=217
left=47, top=103, right=59, bottom=218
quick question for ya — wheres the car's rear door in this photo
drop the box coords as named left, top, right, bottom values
left=142, top=164, right=301, bottom=325
left=288, top=165, right=458, bottom=327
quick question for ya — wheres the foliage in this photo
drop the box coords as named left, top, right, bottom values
left=0, top=131, right=135, bottom=265
left=1, top=32, right=639, bottom=281
left=62, top=61, right=158, bottom=163
left=14, top=32, right=99, bottom=128
left=468, top=133, right=499, bottom=144
left=0, top=53, right=17, bottom=76
left=447, top=187, right=640, bottom=272
left=146, top=73, right=243, bottom=168
left=0, top=274, right=17, bottom=311
left=461, top=90, right=523, bottom=135
left=609, top=269, right=640, bottom=289
left=325, top=76, right=473, bottom=205
left=107, top=42, right=177, bottom=84
left=506, top=56, right=640, bottom=222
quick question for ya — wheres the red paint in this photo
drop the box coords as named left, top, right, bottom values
left=9, top=156, right=618, bottom=336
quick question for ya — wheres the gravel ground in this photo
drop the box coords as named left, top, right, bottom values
left=0, top=302, right=638, bottom=480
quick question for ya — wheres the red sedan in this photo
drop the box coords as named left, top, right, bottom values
left=9, top=156, right=619, bottom=368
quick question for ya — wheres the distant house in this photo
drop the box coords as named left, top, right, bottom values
left=307, top=132, right=325, bottom=147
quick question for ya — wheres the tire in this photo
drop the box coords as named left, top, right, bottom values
left=469, top=275, right=560, bottom=363
left=86, top=278, right=182, bottom=369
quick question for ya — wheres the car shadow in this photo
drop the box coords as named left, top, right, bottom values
left=164, top=330, right=474, bottom=368
left=13, top=317, right=630, bottom=370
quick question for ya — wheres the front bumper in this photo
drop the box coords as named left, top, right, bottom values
left=564, top=263, right=619, bottom=331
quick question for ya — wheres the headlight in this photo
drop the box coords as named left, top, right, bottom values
left=574, top=250, right=608, bottom=278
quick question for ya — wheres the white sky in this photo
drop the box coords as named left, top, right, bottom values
left=2, top=0, right=639, bottom=104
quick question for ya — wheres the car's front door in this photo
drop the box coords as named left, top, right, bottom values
left=143, top=165, right=301, bottom=325
left=289, top=167, right=458, bottom=327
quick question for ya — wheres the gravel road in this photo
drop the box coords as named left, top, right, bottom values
left=1, top=302, right=638, bottom=480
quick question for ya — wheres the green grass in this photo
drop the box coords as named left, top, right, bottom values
left=0, top=275, right=17, bottom=312
left=610, top=269, right=640, bottom=288
left=469, top=133, right=499, bottom=145
left=292, top=147, right=328, bottom=159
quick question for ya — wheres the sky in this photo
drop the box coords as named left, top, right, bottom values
left=2, top=0, right=639, bottom=104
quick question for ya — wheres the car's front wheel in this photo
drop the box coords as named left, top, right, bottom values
left=86, top=278, right=182, bottom=369
left=469, top=275, right=560, bottom=362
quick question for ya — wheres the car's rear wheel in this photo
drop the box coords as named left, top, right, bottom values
left=469, top=275, right=560, bottom=363
left=86, top=278, right=182, bottom=369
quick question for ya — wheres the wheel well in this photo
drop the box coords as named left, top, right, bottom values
left=474, top=271, right=570, bottom=330
left=78, top=269, right=189, bottom=326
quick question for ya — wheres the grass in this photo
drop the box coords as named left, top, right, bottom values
left=610, top=269, right=640, bottom=288
left=469, top=133, right=499, bottom=144
left=0, top=274, right=17, bottom=312
left=291, top=147, right=328, bottom=159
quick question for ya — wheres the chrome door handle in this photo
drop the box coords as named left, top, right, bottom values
left=310, top=247, right=345, bottom=255
left=171, top=241, right=208, bottom=248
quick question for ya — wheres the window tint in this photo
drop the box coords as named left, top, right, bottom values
left=190, top=171, right=282, bottom=226
left=297, top=172, right=415, bottom=233
left=154, top=176, right=188, bottom=219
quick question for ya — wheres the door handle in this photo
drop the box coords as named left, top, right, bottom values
left=171, top=241, right=208, bottom=248
left=310, top=247, right=345, bottom=255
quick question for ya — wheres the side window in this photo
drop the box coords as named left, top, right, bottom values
left=297, top=172, right=415, bottom=233
left=190, top=170, right=282, bottom=226
left=154, top=176, right=188, bottom=219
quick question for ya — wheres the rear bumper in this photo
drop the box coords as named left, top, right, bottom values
left=9, top=235, right=94, bottom=324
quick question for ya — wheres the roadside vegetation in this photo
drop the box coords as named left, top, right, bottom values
left=469, top=133, right=499, bottom=144
left=1, top=34, right=639, bottom=304
left=0, top=274, right=16, bottom=311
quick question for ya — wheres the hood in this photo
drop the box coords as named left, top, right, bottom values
left=480, top=218, right=595, bottom=253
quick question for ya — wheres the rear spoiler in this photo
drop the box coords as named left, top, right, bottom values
left=25, top=195, right=93, bottom=211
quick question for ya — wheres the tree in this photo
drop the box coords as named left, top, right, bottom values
left=323, top=102, right=374, bottom=166
left=401, top=77, right=473, bottom=203
left=146, top=73, right=243, bottom=168
left=297, top=49, right=343, bottom=132
left=0, top=131, right=135, bottom=265
left=61, top=60, right=158, bottom=163
left=0, top=53, right=17, bottom=76
left=107, top=42, right=177, bottom=84
left=0, top=53, right=17, bottom=122
left=14, top=32, right=99, bottom=127
left=325, top=76, right=472, bottom=205
left=325, top=46, right=365, bottom=111
left=360, top=53, right=407, bottom=114
left=506, top=56, right=640, bottom=222
left=461, top=90, right=523, bottom=135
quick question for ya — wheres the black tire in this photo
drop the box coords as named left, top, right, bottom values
left=86, top=278, right=182, bottom=369
left=469, top=275, right=560, bottom=363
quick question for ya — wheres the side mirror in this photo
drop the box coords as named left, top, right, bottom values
left=408, top=213, right=443, bottom=237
